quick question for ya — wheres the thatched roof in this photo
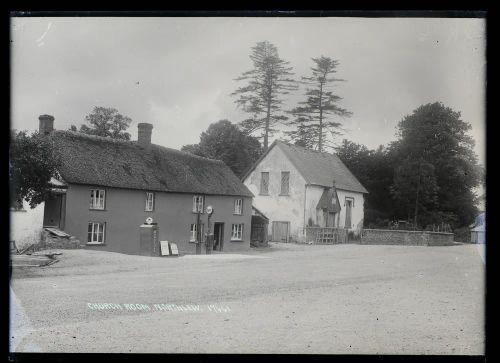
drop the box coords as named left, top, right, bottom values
left=243, top=140, right=368, bottom=194
left=50, top=130, right=253, bottom=197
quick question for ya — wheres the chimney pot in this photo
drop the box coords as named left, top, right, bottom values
left=137, top=123, right=153, bottom=148
left=39, top=114, right=55, bottom=135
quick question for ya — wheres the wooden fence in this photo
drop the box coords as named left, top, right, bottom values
left=305, top=227, right=348, bottom=244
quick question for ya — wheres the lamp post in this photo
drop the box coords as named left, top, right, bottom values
left=205, top=205, right=214, bottom=254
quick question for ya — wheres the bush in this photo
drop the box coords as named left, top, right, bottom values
left=453, top=226, right=471, bottom=243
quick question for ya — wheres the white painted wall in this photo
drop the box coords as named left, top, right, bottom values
left=10, top=200, right=45, bottom=250
left=336, top=189, right=365, bottom=230
left=304, top=184, right=324, bottom=227
left=304, top=185, right=365, bottom=231
left=243, top=145, right=307, bottom=240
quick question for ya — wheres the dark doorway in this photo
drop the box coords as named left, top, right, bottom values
left=213, top=223, right=224, bottom=251
left=43, top=194, right=65, bottom=228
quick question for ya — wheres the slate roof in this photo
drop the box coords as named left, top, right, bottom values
left=49, top=130, right=253, bottom=197
left=243, top=140, right=368, bottom=194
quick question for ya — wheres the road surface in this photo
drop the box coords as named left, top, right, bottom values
left=10, top=243, right=485, bottom=354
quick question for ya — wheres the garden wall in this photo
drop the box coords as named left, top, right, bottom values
left=360, top=229, right=454, bottom=246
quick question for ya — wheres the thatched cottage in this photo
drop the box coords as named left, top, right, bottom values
left=38, top=115, right=253, bottom=255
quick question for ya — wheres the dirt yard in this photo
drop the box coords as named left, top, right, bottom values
left=10, top=243, right=485, bottom=354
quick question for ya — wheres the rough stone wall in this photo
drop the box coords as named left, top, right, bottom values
left=34, top=230, right=83, bottom=251
left=360, top=229, right=454, bottom=246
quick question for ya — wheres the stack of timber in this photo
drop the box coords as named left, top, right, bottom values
left=11, top=251, right=62, bottom=267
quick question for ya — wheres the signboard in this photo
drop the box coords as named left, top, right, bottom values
left=160, top=241, right=170, bottom=256
left=170, top=243, right=179, bottom=256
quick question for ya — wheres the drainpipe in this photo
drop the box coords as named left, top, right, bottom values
left=303, top=183, right=309, bottom=238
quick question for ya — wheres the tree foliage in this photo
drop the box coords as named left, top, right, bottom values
left=390, top=102, right=481, bottom=227
left=231, top=41, right=297, bottom=149
left=286, top=56, right=351, bottom=152
left=9, top=130, right=61, bottom=208
left=181, top=120, right=263, bottom=178
left=336, top=140, right=394, bottom=226
left=70, top=106, right=132, bottom=140
left=390, top=157, right=439, bottom=226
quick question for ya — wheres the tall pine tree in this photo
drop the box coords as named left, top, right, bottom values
left=231, top=41, right=296, bottom=150
left=286, top=56, right=351, bottom=152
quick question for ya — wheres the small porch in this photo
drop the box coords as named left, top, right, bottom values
left=250, top=206, right=269, bottom=247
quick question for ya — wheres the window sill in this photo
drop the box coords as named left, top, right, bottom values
left=230, top=239, right=244, bottom=242
left=258, top=193, right=269, bottom=196
left=279, top=194, right=290, bottom=196
left=233, top=213, right=243, bottom=216
left=86, top=243, right=106, bottom=246
left=145, top=210, right=154, bottom=212
left=89, top=208, right=107, bottom=211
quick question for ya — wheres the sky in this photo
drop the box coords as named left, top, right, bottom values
left=11, top=16, right=486, bottom=167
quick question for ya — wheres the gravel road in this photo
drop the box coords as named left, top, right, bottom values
left=10, top=243, right=485, bottom=354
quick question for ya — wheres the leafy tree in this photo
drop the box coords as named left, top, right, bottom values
left=390, top=157, right=439, bottom=227
left=70, top=106, right=132, bottom=140
left=390, top=102, right=481, bottom=227
left=336, top=140, right=395, bottom=226
left=231, top=41, right=296, bottom=150
left=181, top=120, right=263, bottom=177
left=9, top=130, right=61, bottom=208
left=286, top=56, right=351, bottom=152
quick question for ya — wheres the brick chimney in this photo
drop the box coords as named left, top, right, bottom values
left=39, top=114, right=54, bottom=135
left=137, top=123, right=153, bottom=148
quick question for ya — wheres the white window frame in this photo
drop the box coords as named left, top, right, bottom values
left=90, top=189, right=106, bottom=210
left=192, top=195, right=204, bottom=213
left=87, top=222, right=106, bottom=244
left=234, top=198, right=243, bottom=215
left=145, top=192, right=154, bottom=212
left=190, top=223, right=204, bottom=242
left=231, top=223, right=243, bottom=241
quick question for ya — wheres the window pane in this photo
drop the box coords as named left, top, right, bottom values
left=281, top=172, right=290, bottom=194
left=260, top=172, right=269, bottom=194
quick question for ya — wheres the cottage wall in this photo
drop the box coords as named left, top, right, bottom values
left=336, top=189, right=365, bottom=230
left=63, top=184, right=252, bottom=255
left=10, top=200, right=45, bottom=250
left=243, top=146, right=307, bottom=241
left=304, top=185, right=324, bottom=227
left=304, top=186, right=365, bottom=231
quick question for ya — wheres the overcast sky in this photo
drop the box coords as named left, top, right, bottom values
left=11, top=16, right=486, bottom=166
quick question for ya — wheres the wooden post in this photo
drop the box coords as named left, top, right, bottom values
left=205, top=213, right=212, bottom=254
left=195, top=211, right=201, bottom=255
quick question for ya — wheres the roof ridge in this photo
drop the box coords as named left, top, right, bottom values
left=55, top=130, right=225, bottom=164
left=53, top=130, right=136, bottom=146
left=152, top=144, right=225, bottom=164
left=276, top=139, right=339, bottom=157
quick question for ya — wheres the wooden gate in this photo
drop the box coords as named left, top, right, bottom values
left=272, top=221, right=290, bottom=242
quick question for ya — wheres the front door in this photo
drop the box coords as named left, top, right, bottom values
left=272, top=221, right=290, bottom=242
left=345, top=199, right=352, bottom=229
left=213, top=223, right=224, bottom=251
left=43, top=194, right=64, bottom=228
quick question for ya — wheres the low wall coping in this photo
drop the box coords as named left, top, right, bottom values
left=363, top=229, right=453, bottom=236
